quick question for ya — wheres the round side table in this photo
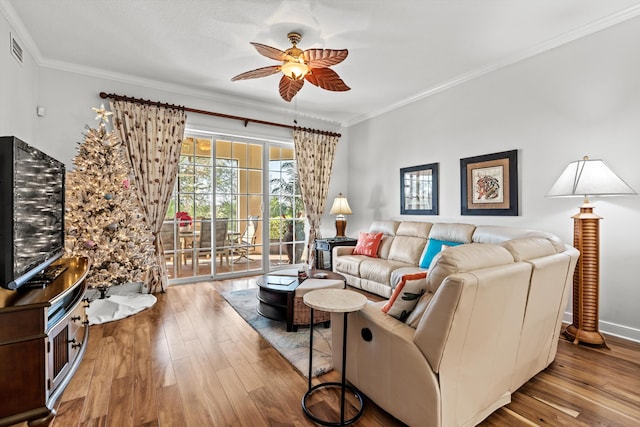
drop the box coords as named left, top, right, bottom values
left=301, top=288, right=368, bottom=426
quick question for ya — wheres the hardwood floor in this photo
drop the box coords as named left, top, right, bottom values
left=38, top=278, right=640, bottom=426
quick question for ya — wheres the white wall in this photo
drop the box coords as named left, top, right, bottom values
left=0, top=11, right=38, bottom=143
left=347, top=17, right=640, bottom=341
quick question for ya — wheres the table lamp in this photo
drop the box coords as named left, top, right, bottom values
left=329, top=193, right=352, bottom=237
left=547, top=156, right=636, bottom=346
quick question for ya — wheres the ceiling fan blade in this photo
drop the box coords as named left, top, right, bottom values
left=250, top=42, right=286, bottom=61
left=305, top=67, right=350, bottom=92
left=279, top=75, right=304, bottom=102
left=304, top=49, right=348, bottom=68
left=231, top=65, right=281, bottom=81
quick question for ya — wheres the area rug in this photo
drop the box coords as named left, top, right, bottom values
left=221, top=288, right=333, bottom=378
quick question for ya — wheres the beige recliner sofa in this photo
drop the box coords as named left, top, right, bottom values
left=331, top=221, right=578, bottom=426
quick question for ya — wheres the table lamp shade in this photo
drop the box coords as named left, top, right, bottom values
left=546, top=157, right=636, bottom=200
left=329, top=193, right=352, bottom=237
left=547, top=156, right=636, bottom=346
left=329, top=193, right=353, bottom=215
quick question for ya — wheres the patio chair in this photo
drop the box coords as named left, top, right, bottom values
left=159, top=221, right=175, bottom=267
left=190, top=219, right=231, bottom=271
left=214, top=220, right=231, bottom=266
left=191, top=219, right=211, bottom=271
left=233, top=215, right=259, bottom=262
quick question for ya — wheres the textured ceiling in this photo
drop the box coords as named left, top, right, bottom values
left=4, top=0, right=640, bottom=126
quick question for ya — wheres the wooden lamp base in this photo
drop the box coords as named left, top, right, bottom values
left=335, top=215, right=347, bottom=237
left=565, top=204, right=607, bottom=347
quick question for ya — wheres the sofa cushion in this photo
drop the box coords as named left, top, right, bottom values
left=500, top=237, right=559, bottom=261
left=426, top=243, right=514, bottom=293
left=473, top=225, right=566, bottom=252
left=369, top=220, right=400, bottom=236
left=334, top=254, right=366, bottom=277
left=419, top=238, right=464, bottom=269
left=353, top=232, right=383, bottom=257
left=368, top=221, right=399, bottom=259
left=385, top=221, right=432, bottom=264
left=359, top=258, right=413, bottom=286
left=396, top=221, right=433, bottom=239
left=428, top=222, right=476, bottom=243
left=388, top=235, right=428, bottom=265
left=376, top=235, right=395, bottom=259
left=382, top=272, right=428, bottom=322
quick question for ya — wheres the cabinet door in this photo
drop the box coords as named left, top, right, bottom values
left=47, top=300, right=87, bottom=397
left=47, top=319, right=71, bottom=397
left=0, top=338, right=46, bottom=419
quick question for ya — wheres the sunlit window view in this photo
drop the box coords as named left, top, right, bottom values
left=162, top=135, right=306, bottom=281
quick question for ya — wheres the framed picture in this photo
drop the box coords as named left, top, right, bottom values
left=460, top=150, right=518, bottom=216
left=400, top=163, right=439, bottom=215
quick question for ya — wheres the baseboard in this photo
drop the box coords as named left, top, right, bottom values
left=563, top=312, right=640, bottom=343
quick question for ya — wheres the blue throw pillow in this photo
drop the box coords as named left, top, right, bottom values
left=419, top=238, right=464, bottom=269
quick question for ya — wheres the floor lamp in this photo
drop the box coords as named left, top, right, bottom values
left=547, top=156, right=636, bottom=346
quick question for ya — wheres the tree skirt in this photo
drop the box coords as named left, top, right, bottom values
left=221, top=288, right=333, bottom=378
left=86, top=292, right=157, bottom=325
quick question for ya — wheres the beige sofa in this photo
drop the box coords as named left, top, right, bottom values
left=331, top=220, right=578, bottom=427
left=333, top=220, right=571, bottom=298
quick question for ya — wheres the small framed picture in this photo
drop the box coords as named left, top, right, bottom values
left=460, top=150, right=518, bottom=216
left=400, top=163, right=439, bottom=215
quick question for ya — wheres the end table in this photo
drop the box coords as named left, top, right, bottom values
left=302, top=288, right=367, bottom=426
left=314, top=237, right=358, bottom=270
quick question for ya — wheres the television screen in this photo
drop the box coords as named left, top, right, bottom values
left=0, top=136, right=65, bottom=290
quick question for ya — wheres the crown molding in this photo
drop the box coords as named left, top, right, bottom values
left=344, top=4, right=640, bottom=127
left=42, top=57, right=343, bottom=127
left=4, top=0, right=640, bottom=129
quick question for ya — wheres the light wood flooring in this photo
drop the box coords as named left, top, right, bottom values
left=36, top=278, right=640, bottom=426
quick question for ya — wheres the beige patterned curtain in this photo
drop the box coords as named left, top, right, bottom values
left=293, top=129, right=339, bottom=267
left=110, top=100, right=186, bottom=293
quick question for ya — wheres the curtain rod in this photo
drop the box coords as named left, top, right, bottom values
left=99, top=92, right=341, bottom=137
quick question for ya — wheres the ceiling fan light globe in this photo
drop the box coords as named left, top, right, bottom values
left=281, top=61, right=309, bottom=80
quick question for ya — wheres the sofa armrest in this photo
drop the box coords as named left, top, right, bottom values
left=414, top=263, right=532, bottom=427
left=331, top=302, right=441, bottom=427
left=333, top=246, right=355, bottom=257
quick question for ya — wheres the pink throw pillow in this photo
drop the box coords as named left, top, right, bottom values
left=352, top=232, right=383, bottom=258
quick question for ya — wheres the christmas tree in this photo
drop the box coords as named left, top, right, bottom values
left=65, top=106, right=156, bottom=291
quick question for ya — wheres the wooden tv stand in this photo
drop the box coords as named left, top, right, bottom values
left=0, top=257, right=90, bottom=427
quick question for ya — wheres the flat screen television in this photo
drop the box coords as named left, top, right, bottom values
left=0, top=136, right=66, bottom=290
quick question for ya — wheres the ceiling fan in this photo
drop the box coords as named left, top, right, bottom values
left=231, top=32, right=350, bottom=102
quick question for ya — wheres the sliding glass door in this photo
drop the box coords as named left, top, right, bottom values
left=162, top=133, right=306, bottom=282
left=268, top=146, right=306, bottom=265
left=215, top=139, right=264, bottom=276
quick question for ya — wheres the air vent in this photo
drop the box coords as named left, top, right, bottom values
left=10, top=33, right=23, bottom=65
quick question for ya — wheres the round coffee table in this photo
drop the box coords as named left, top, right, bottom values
left=301, top=288, right=368, bottom=426
left=256, top=270, right=345, bottom=332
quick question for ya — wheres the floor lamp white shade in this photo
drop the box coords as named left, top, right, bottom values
left=547, top=156, right=636, bottom=346
left=547, top=156, right=636, bottom=200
